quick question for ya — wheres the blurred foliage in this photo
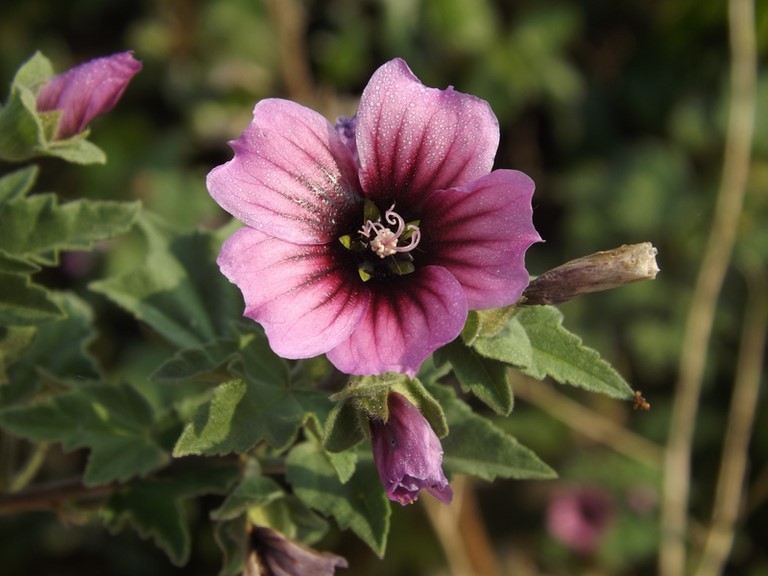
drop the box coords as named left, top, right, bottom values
left=0, top=0, right=766, bottom=574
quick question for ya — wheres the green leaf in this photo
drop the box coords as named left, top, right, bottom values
left=401, top=377, right=449, bottom=438
left=323, top=400, right=365, bottom=453
left=44, top=133, right=106, bottom=165
left=428, top=383, right=556, bottom=481
left=0, top=250, right=40, bottom=274
left=91, top=214, right=242, bottom=349
left=214, top=517, right=248, bottom=576
left=0, top=271, right=63, bottom=326
left=0, top=165, right=39, bottom=204
left=437, top=338, right=513, bottom=415
left=0, top=53, right=50, bottom=162
left=151, top=337, right=239, bottom=383
left=515, top=306, right=634, bottom=399
left=286, top=441, right=390, bottom=557
left=173, top=375, right=333, bottom=455
left=0, top=382, right=168, bottom=485
left=0, top=325, right=37, bottom=385
left=471, top=315, right=534, bottom=369
left=103, top=465, right=238, bottom=565
left=211, top=474, right=285, bottom=521
left=0, top=194, right=140, bottom=264
left=3, top=292, right=100, bottom=401
left=331, top=372, right=409, bottom=419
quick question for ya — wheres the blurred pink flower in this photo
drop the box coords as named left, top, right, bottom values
left=246, top=526, right=347, bottom=576
left=208, top=58, right=540, bottom=376
left=546, top=485, right=616, bottom=554
left=369, top=392, right=452, bottom=506
left=36, top=51, right=142, bottom=140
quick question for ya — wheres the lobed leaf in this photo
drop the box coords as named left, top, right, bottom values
left=0, top=194, right=140, bottom=264
left=103, top=465, right=238, bottom=565
left=91, top=214, right=242, bottom=349
left=2, top=292, right=100, bottom=402
left=0, top=165, right=39, bottom=204
left=437, top=338, right=513, bottom=415
left=428, top=383, right=555, bottom=481
left=0, top=382, right=168, bottom=485
left=0, top=271, right=63, bottom=326
left=286, top=441, right=390, bottom=557
left=514, top=305, right=634, bottom=399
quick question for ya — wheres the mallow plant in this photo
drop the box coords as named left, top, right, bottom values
left=0, top=51, right=658, bottom=574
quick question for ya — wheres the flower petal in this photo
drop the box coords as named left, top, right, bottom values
left=217, top=227, right=369, bottom=358
left=420, top=170, right=541, bottom=309
left=207, top=99, right=361, bottom=245
left=355, top=58, right=500, bottom=206
left=370, top=393, right=453, bottom=506
left=36, top=51, right=142, bottom=140
left=326, top=266, right=467, bottom=376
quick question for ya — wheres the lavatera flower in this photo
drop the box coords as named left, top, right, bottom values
left=208, top=58, right=540, bottom=376
left=370, top=392, right=452, bottom=505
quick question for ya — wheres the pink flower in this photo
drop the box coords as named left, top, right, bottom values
left=36, top=51, right=142, bottom=140
left=546, top=485, right=616, bottom=554
left=208, top=58, right=540, bottom=376
left=369, top=392, right=452, bottom=506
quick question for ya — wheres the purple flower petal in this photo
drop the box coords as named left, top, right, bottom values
left=370, top=392, right=453, bottom=505
left=355, top=58, right=499, bottom=205
left=420, top=170, right=542, bottom=309
left=247, top=526, right=348, bottom=576
left=36, top=51, right=141, bottom=140
left=326, top=266, right=467, bottom=377
left=208, top=99, right=361, bottom=245
left=217, top=226, right=369, bottom=359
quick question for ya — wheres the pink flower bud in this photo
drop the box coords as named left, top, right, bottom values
left=369, top=392, right=453, bottom=506
left=36, top=51, right=142, bottom=140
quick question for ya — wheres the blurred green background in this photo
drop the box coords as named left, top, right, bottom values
left=1, top=0, right=766, bottom=574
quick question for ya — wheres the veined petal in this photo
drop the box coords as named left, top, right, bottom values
left=217, top=227, right=369, bottom=358
left=326, top=266, right=467, bottom=376
left=420, top=170, right=541, bottom=309
left=207, top=99, right=361, bottom=245
left=355, top=58, right=499, bottom=205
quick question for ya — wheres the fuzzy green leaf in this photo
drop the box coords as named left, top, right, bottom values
left=0, top=194, right=140, bottom=264
left=515, top=305, right=634, bottom=399
left=0, top=271, right=63, bottom=326
left=91, top=215, right=242, bottom=349
left=437, top=338, right=513, bottom=415
left=2, top=292, right=99, bottom=402
left=103, top=465, right=238, bottom=565
left=0, top=382, right=167, bottom=484
left=0, top=165, right=39, bottom=204
left=151, top=337, right=239, bottom=383
left=471, top=315, right=534, bottom=369
left=211, top=475, right=285, bottom=522
left=323, top=400, right=365, bottom=453
left=0, top=325, right=37, bottom=385
left=286, top=441, right=390, bottom=557
left=428, top=383, right=556, bottom=481
left=173, top=375, right=333, bottom=456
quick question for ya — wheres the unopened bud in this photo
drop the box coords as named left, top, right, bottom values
left=523, top=243, right=659, bottom=305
